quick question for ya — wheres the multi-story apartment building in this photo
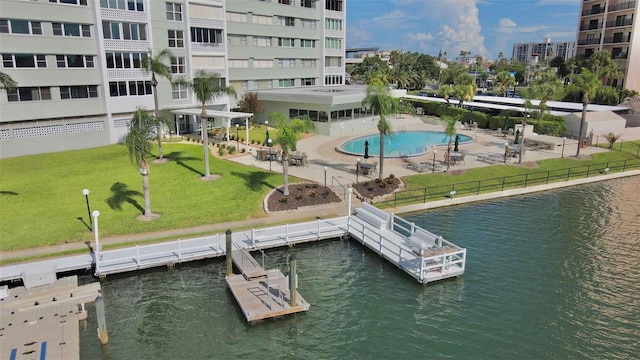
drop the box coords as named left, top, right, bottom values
left=512, top=38, right=576, bottom=63
left=575, top=0, right=639, bottom=91
left=0, top=0, right=346, bottom=158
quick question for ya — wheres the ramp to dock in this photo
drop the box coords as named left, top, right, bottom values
left=232, top=248, right=267, bottom=280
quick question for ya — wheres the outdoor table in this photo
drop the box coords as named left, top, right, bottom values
left=290, top=154, right=304, bottom=166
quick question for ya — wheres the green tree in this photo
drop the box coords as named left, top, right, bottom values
left=442, top=115, right=457, bottom=171
left=452, top=83, right=475, bottom=107
left=0, top=72, right=17, bottom=92
left=141, top=48, right=173, bottom=160
left=177, top=70, right=237, bottom=178
left=494, top=71, right=516, bottom=97
left=236, top=91, right=263, bottom=115
left=270, top=112, right=315, bottom=196
left=570, top=68, right=602, bottom=157
left=588, top=50, right=621, bottom=85
left=605, top=132, right=622, bottom=151
left=362, top=84, right=401, bottom=180
left=438, top=84, right=453, bottom=105
left=124, top=108, right=158, bottom=219
left=530, top=69, right=563, bottom=120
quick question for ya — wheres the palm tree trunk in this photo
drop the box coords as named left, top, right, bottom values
left=282, top=152, right=290, bottom=196
left=141, top=165, right=151, bottom=216
left=446, top=139, right=452, bottom=171
left=151, top=73, right=163, bottom=160
left=576, top=96, right=588, bottom=157
left=379, top=133, right=385, bottom=180
left=201, top=113, right=210, bottom=177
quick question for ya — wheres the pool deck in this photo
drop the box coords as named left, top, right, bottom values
left=227, top=115, right=608, bottom=184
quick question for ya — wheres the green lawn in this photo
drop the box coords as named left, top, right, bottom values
left=0, top=143, right=291, bottom=251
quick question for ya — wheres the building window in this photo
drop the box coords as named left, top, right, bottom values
left=251, top=15, right=272, bottom=25
left=325, top=37, right=342, bottom=49
left=191, top=27, right=223, bottom=46
left=7, top=87, right=51, bottom=102
left=52, top=23, right=91, bottom=37
left=277, top=16, right=295, bottom=27
left=60, top=85, right=98, bottom=99
left=50, top=0, right=88, bottom=6
left=277, top=58, right=296, bottom=68
left=0, top=19, right=43, bottom=35
left=253, top=37, right=271, bottom=47
left=122, top=22, right=146, bottom=40
left=278, top=79, right=295, bottom=87
left=172, top=83, right=187, bottom=99
left=278, top=0, right=292, bottom=5
left=166, top=3, right=182, bottom=21
left=325, top=18, right=342, bottom=31
left=170, top=57, right=185, bottom=74
left=2, top=54, right=47, bottom=68
left=301, top=78, right=315, bottom=86
left=301, top=59, right=317, bottom=68
left=325, top=56, right=342, bottom=67
left=324, top=75, right=342, bottom=85
left=168, top=30, right=184, bottom=48
left=99, top=0, right=143, bottom=11
left=300, top=0, right=313, bottom=8
left=325, top=0, right=343, bottom=11
left=56, top=55, right=94, bottom=68
left=278, top=38, right=294, bottom=47
left=253, top=59, right=273, bottom=68
left=301, top=19, right=316, bottom=28
left=301, top=39, right=316, bottom=48
left=129, top=80, right=152, bottom=96
left=105, top=52, right=144, bottom=69
left=228, top=35, right=247, bottom=46
left=226, top=12, right=247, bottom=23
left=229, top=59, right=249, bottom=68
left=109, top=81, right=128, bottom=97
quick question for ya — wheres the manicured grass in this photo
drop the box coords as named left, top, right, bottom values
left=0, top=143, right=293, bottom=251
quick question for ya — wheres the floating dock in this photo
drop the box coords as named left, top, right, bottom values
left=0, top=276, right=101, bottom=360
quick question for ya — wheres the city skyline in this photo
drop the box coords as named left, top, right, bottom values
left=346, top=0, right=581, bottom=60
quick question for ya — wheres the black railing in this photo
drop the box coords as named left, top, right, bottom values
left=582, top=7, right=605, bottom=16
left=580, top=23, right=602, bottom=31
left=603, top=35, right=631, bottom=43
left=612, top=52, right=628, bottom=59
left=375, top=159, right=640, bottom=208
left=606, top=18, right=633, bottom=27
left=578, top=38, right=601, bottom=45
left=609, top=1, right=636, bottom=12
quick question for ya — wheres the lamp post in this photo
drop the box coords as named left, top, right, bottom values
left=519, top=113, right=530, bottom=164
left=92, top=210, right=100, bottom=251
left=235, top=123, right=239, bottom=150
left=432, top=150, right=437, bottom=173
left=82, top=188, right=92, bottom=231
left=561, top=137, right=566, bottom=158
left=356, top=158, right=361, bottom=183
left=267, top=138, right=273, bottom=171
left=323, top=166, right=327, bottom=193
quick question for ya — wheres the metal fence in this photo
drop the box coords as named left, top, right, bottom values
left=376, top=159, right=640, bottom=208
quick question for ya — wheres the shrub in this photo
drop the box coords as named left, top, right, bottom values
left=228, top=146, right=236, bottom=154
left=279, top=197, right=288, bottom=203
left=241, top=148, right=246, bottom=153
left=218, top=147, right=225, bottom=156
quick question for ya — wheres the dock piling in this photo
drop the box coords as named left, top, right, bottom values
left=289, top=254, right=297, bottom=307
left=226, top=229, right=233, bottom=276
left=95, top=294, right=108, bottom=345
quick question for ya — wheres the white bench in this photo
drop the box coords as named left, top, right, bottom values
left=355, top=203, right=389, bottom=229
left=408, top=229, right=438, bottom=255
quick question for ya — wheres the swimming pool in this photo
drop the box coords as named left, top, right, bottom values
left=338, top=131, right=473, bottom=158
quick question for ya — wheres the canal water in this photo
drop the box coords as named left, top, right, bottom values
left=79, top=177, right=640, bottom=359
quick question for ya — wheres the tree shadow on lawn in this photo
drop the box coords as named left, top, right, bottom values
left=106, top=182, right=144, bottom=214
left=0, top=191, right=18, bottom=195
left=165, top=151, right=204, bottom=177
left=230, top=171, right=273, bottom=192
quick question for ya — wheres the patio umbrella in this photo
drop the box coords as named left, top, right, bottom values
left=364, top=140, right=370, bottom=160
left=454, top=135, right=460, bottom=152
left=514, top=129, right=520, bottom=144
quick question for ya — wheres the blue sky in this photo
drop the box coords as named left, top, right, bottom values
left=346, top=0, right=581, bottom=60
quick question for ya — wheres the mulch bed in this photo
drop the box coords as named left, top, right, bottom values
left=267, top=183, right=342, bottom=212
left=351, top=176, right=402, bottom=200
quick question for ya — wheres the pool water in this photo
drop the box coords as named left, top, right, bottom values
left=339, top=131, right=473, bottom=158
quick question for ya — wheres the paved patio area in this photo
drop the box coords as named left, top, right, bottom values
left=227, top=115, right=609, bottom=186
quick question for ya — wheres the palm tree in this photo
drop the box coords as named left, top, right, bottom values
left=178, top=70, right=236, bottom=178
left=270, top=112, right=315, bottom=196
left=141, top=48, right=173, bottom=160
left=362, top=84, right=401, bottom=180
left=571, top=68, right=603, bottom=157
left=605, top=132, right=622, bottom=151
left=442, top=115, right=457, bottom=171
left=438, top=84, right=453, bottom=105
left=588, top=50, right=622, bottom=85
left=125, top=108, right=158, bottom=219
left=494, top=71, right=515, bottom=97
left=0, top=72, right=17, bottom=92
left=531, top=69, right=563, bottom=121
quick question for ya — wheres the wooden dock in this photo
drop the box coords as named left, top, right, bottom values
left=227, top=269, right=309, bottom=323
left=0, top=276, right=101, bottom=360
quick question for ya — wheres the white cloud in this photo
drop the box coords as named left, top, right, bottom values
left=499, top=18, right=517, bottom=28
left=372, top=10, right=412, bottom=28
left=404, top=32, right=434, bottom=51
left=346, top=26, right=373, bottom=48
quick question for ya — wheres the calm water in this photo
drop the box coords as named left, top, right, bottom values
left=80, top=177, right=640, bottom=359
left=340, top=131, right=473, bottom=157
